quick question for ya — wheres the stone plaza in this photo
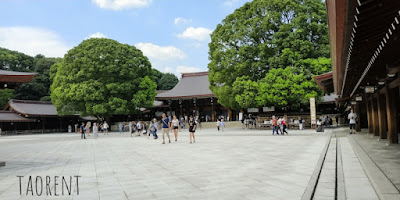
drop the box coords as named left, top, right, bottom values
left=0, top=127, right=399, bottom=200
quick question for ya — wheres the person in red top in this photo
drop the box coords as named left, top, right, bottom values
left=281, top=117, right=288, bottom=135
left=272, top=116, right=279, bottom=135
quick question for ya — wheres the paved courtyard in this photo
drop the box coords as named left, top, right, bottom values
left=0, top=129, right=331, bottom=199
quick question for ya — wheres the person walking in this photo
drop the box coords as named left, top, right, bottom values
left=103, top=121, right=109, bottom=135
left=348, top=109, right=357, bottom=134
left=148, top=118, right=159, bottom=139
left=281, top=117, right=288, bottom=135
left=221, top=118, right=225, bottom=132
left=93, top=122, right=99, bottom=139
left=161, top=113, right=171, bottom=144
left=316, top=116, right=324, bottom=132
left=172, top=116, right=179, bottom=142
left=80, top=122, right=86, bottom=139
left=335, top=116, right=339, bottom=127
left=119, top=123, right=124, bottom=134
left=217, top=119, right=221, bottom=131
left=272, top=116, right=279, bottom=135
left=188, top=116, right=197, bottom=144
left=128, top=121, right=132, bottom=135
left=299, top=117, right=303, bottom=130
left=130, top=121, right=136, bottom=137
left=136, top=121, right=142, bottom=136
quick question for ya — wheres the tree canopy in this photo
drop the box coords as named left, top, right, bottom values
left=0, top=89, right=14, bottom=109
left=50, top=38, right=156, bottom=117
left=208, top=0, right=331, bottom=110
left=158, top=73, right=179, bottom=90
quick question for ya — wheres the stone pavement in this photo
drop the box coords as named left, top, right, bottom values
left=0, top=127, right=398, bottom=200
left=0, top=128, right=328, bottom=200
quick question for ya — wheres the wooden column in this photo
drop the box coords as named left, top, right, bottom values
left=211, top=98, right=215, bottom=121
left=179, top=99, right=183, bottom=117
left=385, top=84, right=398, bottom=144
left=371, top=97, right=379, bottom=136
left=365, top=94, right=373, bottom=133
left=376, top=93, right=388, bottom=139
left=355, top=103, right=361, bottom=132
left=227, top=108, right=232, bottom=121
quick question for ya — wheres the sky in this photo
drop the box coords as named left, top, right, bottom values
left=0, top=0, right=250, bottom=77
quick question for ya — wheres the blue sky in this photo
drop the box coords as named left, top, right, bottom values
left=0, top=0, right=250, bottom=76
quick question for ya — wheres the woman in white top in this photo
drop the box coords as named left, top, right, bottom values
left=93, top=123, right=99, bottom=139
left=103, top=122, right=109, bottom=135
left=172, top=116, right=180, bottom=142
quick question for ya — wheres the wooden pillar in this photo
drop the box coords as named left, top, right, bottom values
left=179, top=99, right=183, bottom=117
left=168, top=100, right=172, bottom=117
left=365, top=94, right=373, bottom=133
left=376, top=93, right=388, bottom=139
left=385, top=84, right=398, bottom=144
left=371, top=97, right=379, bottom=136
left=211, top=98, right=215, bottom=121
left=354, top=103, right=361, bottom=132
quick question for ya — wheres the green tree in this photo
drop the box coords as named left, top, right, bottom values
left=150, top=68, right=163, bottom=87
left=14, top=56, right=60, bottom=100
left=208, top=0, right=330, bottom=110
left=0, top=89, right=14, bottom=109
left=257, top=67, right=320, bottom=109
left=158, top=73, right=178, bottom=90
left=0, top=48, right=34, bottom=71
left=50, top=38, right=157, bottom=117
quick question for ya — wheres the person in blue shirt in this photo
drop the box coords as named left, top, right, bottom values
left=161, top=113, right=171, bottom=144
left=80, top=122, right=86, bottom=139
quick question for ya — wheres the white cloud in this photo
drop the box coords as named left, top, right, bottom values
left=174, top=17, right=192, bottom=26
left=177, top=26, right=213, bottom=41
left=176, top=65, right=202, bottom=74
left=92, top=0, right=152, bottom=10
left=223, top=0, right=249, bottom=7
left=86, top=32, right=107, bottom=39
left=135, top=42, right=186, bottom=61
left=0, top=26, right=71, bottom=58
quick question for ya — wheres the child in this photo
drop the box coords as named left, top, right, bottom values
left=217, top=120, right=221, bottom=131
left=148, top=118, right=158, bottom=139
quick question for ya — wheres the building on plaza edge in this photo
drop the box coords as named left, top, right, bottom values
left=0, top=69, right=37, bottom=89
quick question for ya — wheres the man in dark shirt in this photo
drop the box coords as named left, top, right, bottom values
left=161, top=113, right=171, bottom=144
left=80, top=122, right=86, bottom=139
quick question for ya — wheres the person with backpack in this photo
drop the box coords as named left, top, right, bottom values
left=161, top=113, right=171, bottom=144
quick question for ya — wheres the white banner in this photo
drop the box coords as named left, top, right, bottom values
left=263, top=106, right=275, bottom=112
left=310, top=97, right=316, bottom=124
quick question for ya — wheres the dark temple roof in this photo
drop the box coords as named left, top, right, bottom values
left=155, top=72, right=214, bottom=100
left=6, top=99, right=58, bottom=117
left=0, top=111, right=35, bottom=122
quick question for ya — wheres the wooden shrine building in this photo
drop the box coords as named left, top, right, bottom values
left=0, top=70, right=37, bottom=89
left=325, top=0, right=400, bottom=143
left=155, top=72, right=232, bottom=121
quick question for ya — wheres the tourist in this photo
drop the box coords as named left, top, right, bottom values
left=196, top=116, right=202, bottom=130
left=142, top=122, right=147, bottom=135
left=128, top=121, right=132, bottom=135
left=80, top=122, right=86, bottom=139
left=130, top=121, right=136, bottom=137
left=103, top=121, right=109, bottom=135
left=348, top=109, right=357, bottom=134
left=272, top=116, right=279, bottom=135
left=93, top=122, right=98, bottom=139
left=180, top=117, right=185, bottom=130
left=74, top=123, right=78, bottom=133
left=172, top=116, right=179, bottom=142
left=299, top=117, right=304, bottom=130
left=316, top=116, right=324, bottom=132
left=148, top=118, right=158, bottom=139
left=119, top=123, right=124, bottom=134
left=188, top=115, right=197, bottom=144
left=86, top=121, right=91, bottom=136
left=281, top=117, right=288, bottom=135
left=68, top=125, right=72, bottom=133
left=221, top=118, right=225, bottom=132
left=217, top=119, right=221, bottom=131
left=136, top=121, right=143, bottom=136
left=336, top=116, right=339, bottom=126
left=161, top=113, right=171, bottom=144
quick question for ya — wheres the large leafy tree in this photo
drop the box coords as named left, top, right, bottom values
left=50, top=38, right=156, bottom=117
left=0, top=89, right=14, bottom=109
left=158, top=73, right=179, bottom=90
left=15, top=56, right=61, bottom=100
left=0, top=48, right=34, bottom=71
left=208, top=0, right=330, bottom=110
